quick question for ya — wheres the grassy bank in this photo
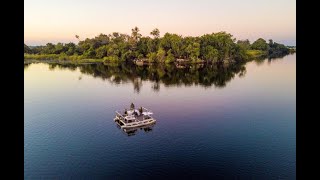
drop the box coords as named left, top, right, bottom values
left=24, top=54, right=104, bottom=64
left=24, top=49, right=273, bottom=65
left=246, top=50, right=267, bottom=59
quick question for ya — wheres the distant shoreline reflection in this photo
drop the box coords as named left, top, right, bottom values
left=47, top=62, right=247, bottom=93
left=116, top=123, right=156, bottom=136
left=24, top=54, right=289, bottom=93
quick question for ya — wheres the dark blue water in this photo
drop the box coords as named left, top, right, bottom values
left=24, top=54, right=296, bottom=179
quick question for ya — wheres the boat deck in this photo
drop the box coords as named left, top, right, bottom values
left=117, top=114, right=146, bottom=122
left=115, top=114, right=156, bottom=130
left=136, top=115, right=144, bottom=121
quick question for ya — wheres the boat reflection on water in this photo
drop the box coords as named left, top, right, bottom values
left=115, top=122, right=156, bottom=136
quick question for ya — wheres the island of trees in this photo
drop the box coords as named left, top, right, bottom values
left=24, top=27, right=294, bottom=64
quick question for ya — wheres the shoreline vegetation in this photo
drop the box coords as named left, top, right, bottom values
left=24, top=27, right=295, bottom=65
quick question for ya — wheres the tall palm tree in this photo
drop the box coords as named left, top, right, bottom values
left=150, top=28, right=160, bottom=39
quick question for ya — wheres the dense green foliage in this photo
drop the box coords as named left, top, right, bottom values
left=24, top=44, right=32, bottom=54
left=24, top=27, right=291, bottom=63
left=267, top=39, right=290, bottom=57
left=245, top=50, right=267, bottom=59
left=250, top=38, right=268, bottom=51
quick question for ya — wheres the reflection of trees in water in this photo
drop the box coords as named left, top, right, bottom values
left=269, top=52, right=291, bottom=60
left=238, top=66, right=247, bottom=78
left=24, top=63, right=31, bottom=70
left=252, top=53, right=289, bottom=66
left=47, top=62, right=248, bottom=92
left=48, top=64, right=78, bottom=71
left=152, top=82, right=160, bottom=92
left=266, top=53, right=290, bottom=65
left=133, top=78, right=143, bottom=93
left=254, top=59, right=265, bottom=66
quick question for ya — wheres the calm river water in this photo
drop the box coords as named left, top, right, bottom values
left=24, top=54, right=296, bottom=179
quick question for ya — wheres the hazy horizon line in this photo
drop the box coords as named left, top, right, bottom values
left=24, top=30, right=296, bottom=46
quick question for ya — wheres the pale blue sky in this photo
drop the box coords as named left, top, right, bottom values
left=25, top=0, right=296, bottom=46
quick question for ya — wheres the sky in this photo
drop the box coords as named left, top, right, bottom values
left=24, top=0, right=296, bottom=46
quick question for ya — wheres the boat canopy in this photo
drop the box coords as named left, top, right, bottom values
left=125, top=115, right=136, bottom=120
left=142, top=112, right=153, bottom=115
left=127, top=109, right=140, bottom=116
left=116, top=106, right=153, bottom=117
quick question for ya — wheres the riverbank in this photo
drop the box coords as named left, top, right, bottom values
left=24, top=49, right=273, bottom=65
left=246, top=50, right=267, bottom=59
left=24, top=54, right=104, bottom=64
left=24, top=59, right=106, bottom=65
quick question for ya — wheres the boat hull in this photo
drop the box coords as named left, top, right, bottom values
left=114, top=117, right=156, bottom=129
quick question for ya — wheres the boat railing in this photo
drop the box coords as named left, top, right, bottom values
left=126, top=115, right=136, bottom=120
left=115, top=111, right=126, bottom=118
left=116, top=107, right=153, bottom=119
left=142, top=107, right=152, bottom=113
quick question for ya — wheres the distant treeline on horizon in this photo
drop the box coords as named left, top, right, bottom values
left=24, top=27, right=294, bottom=64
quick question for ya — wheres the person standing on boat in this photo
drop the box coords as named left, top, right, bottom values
left=130, top=103, right=135, bottom=110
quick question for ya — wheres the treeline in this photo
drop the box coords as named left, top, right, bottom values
left=24, top=27, right=291, bottom=63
